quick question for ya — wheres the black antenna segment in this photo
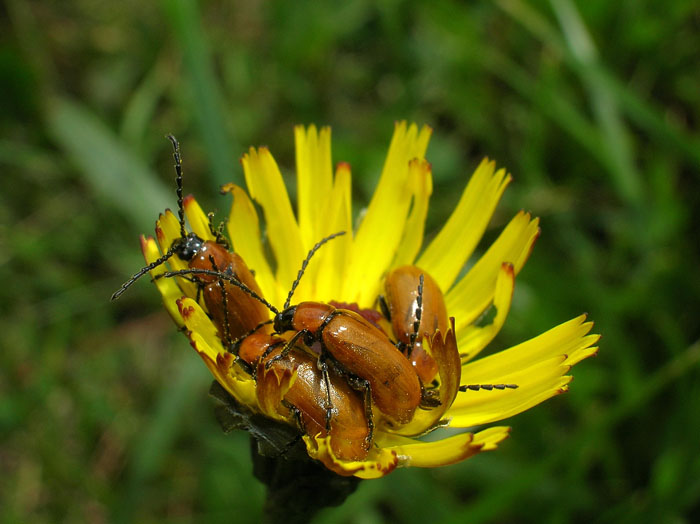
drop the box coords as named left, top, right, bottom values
left=283, top=231, right=346, bottom=309
left=111, top=135, right=191, bottom=301
left=459, top=384, right=519, bottom=392
left=156, top=268, right=279, bottom=314
left=166, top=134, right=187, bottom=238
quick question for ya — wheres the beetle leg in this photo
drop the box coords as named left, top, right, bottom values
left=359, top=380, right=375, bottom=451
left=206, top=211, right=229, bottom=249
left=234, top=356, right=255, bottom=378
left=209, top=254, right=235, bottom=350
left=318, top=356, right=335, bottom=431
left=195, top=282, right=203, bottom=304
left=266, top=329, right=308, bottom=369
left=345, top=374, right=375, bottom=452
left=377, top=294, right=391, bottom=322
left=407, top=274, right=424, bottom=359
left=419, top=379, right=442, bottom=409
left=285, top=402, right=306, bottom=433
left=216, top=277, right=233, bottom=349
left=273, top=403, right=304, bottom=458
left=363, top=382, right=374, bottom=451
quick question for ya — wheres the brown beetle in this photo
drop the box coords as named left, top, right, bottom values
left=183, top=234, right=428, bottom=428
left=111, top=136, right=272, bottom=343
left=380, top=266, right=518, bottom=399
left=379, top=265, right=448, bottom=384
left=164, top=233, right=428, bottom=427
left=188, top=239, right=271, bottom=342
left=272, top=300, right=423, bottom=426
left=237, top=331, right=371, bottom=462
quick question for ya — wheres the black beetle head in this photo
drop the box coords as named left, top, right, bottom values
left=274, top=307, right=296, bottom=334
left=171, top=232, right=203, bottom=261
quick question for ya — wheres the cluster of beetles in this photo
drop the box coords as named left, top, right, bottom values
left=113, top=136, right=516, bottom=464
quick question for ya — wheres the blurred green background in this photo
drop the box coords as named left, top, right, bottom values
left=2, top=0, right=700, bottom=522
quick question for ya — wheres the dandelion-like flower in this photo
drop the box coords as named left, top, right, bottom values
left=138, top=122, right=598, bottom=479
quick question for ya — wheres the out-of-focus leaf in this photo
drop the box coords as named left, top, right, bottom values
left=161, top=0, right=241, bottom=188
left=45, top=97, right=172, bottom=230
left=115, top=351, right=210, bottom=523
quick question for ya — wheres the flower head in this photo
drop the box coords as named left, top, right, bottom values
left=138, top=123, right=598, bottom=478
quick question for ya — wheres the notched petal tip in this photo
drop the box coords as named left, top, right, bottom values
left=389, top=428, right=508, bottom=469
left=139, top=234, right=150, bottom=252
left=501, top=261, right=515, bottom=275
left=139, top=235, right=161, bottom=263
left=304, top=435, right=399, bottom=479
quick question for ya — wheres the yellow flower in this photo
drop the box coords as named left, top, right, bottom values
left=139, top=122, right=599, bottom=478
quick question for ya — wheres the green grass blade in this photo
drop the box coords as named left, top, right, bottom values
left=498, top=0, right=700, bottom=175
left=550, top=0, right=644, bottom=207
left=161, top=0, right=242, bottom=188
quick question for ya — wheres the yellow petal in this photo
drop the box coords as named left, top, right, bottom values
left=473, top=425, right=513, bottom=451
left=295, top=125, right=334, bottom=252
left=221, top=183, right=279, bottom=305
left=457, top=263, right=515, bottom=360
left=417, top=158, right=512, bottom=292
left=312, top=162, right=353, bottom=302
left=393, top=319, right=461, bottom=436
left=387, top=426, right=510, bottom=468
left=447, top=374, right=572, bottom=428
left=447, top=211, right=539, bottom=325
left=460, top=315, right=598, bottom=380
left=156, top=208, right=183, bottom=250
left=303, top=434, right=399, bottom=479
left=255, top=359, right=297, bottom=421
left=343, top=122, right=432, bottom=306
left=177, top=297, right=258, bottom=408
left=140, top=235, right=183, bottom=325
left=392, top=159, right=433, bottom=268
left=450, top=357, right=573, bottom=428
left=450, top=356, right=572, bottom=425
left=176, top=297, right=225, bottom=362
left=183, top=195, right=216, bottom=241
left=241, top=147, right=306, bottom=304
left=460, top=354, right=568, bottom=390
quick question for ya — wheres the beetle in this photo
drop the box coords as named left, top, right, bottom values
left=378, top=266, right=446, bottom=384
left=271, top=301, right=423, bottom=426
left=111, top=135, right=271, bottom=343
left=380, top=266, right=520, bottom=395
left=165, top=234, right=431, bottom=428
left=236, top=331, right=372, bottom=462
left=149, top=225, right=378, bottom=441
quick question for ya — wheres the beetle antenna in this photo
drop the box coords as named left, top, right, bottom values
left=208, top=254, right=234, bottom=348
left=166, top=134, right=187, bottom=239
left=284, top=231, right=346, bottom=309
left=228, top=319, right=274, bottom=354
left=112, top=135, right=189, bottom=301
left=111, top=248, right=176, bottom=301
left=459, top=384, right=519, bottom=392
left=407, top=274, right=424, bottom=358
left=157, top=268, right=280, bottom=314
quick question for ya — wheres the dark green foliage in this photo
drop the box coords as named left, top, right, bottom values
left=2, top=0, right=699, bottom=522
